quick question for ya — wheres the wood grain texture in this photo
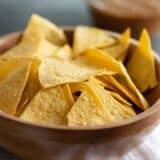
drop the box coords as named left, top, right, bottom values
left=0, top=29, right=159, bottom=159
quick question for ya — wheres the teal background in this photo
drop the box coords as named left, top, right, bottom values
left=0, top=0, right=91, bottom=35
left=0, top=0, right=160, bottom=159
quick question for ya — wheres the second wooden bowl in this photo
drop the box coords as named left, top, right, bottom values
left=88, top=0, right=160, bottom=37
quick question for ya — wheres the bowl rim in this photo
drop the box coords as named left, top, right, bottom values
left=0, top=28, right=160, bottom=131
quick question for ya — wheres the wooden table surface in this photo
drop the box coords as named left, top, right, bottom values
left=0, top=0, right=160, bottom=159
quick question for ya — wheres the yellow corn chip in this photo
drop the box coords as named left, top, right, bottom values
left=20, top=86, right=71, bottom=125
left=0, top=57, right=40, bottom=81
left=24, top=14, right=67, bottom=46
left=98, top=77, right=119, bottom=91
left=117, top=63, right=149, bottom=109
left=102, top=74, right=148, bottom=110
left=16, top=83, right=30, bottom=116
left=100, top=28, right=130, bottom=62
left=89, top=78, right=136, bottom=121
left=2, top=57, right=41, bottom=116
left=126, top=29, right=157, bottom=92
left=38, top=58, right=110, bottom=88
left=84, top=48, right=148, bottom=110
left=119, top=28, right=131, bottom=44
left=61, top=84, right=74, bottom=107
left=82, top=48, right=122, bottom=74
left=67, top=82, right=114, bottom=127
left=16, top=71, right=41, bottom=117
left=108, top=91, right=132, bottom=106
left=0, top=63, right=30, bottom=115
left=73, top=26, right=115, bottom=57
left=67, top=78, right=135, bottom=127
left=3, top=38, right=59, bottom=59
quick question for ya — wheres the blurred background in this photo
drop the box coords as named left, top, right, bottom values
left=0, top=0, right=160, bottom=52
left=0, top=0, right=91, bottom=35
left=0, top=0, right=160, bottom=159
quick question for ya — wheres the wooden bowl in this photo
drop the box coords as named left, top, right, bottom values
left=0, top=28, right=160, bottom=159
left=88, top=0, right=160, bottom=37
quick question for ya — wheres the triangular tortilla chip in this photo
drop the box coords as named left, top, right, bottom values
left=3, top=38, right=59, bottom=59
left=84, top=49, right=148, bottom=110
left=15, top=83, right=30, bottom=116
left=117, top=63, right=149, bottom=109
left=16, top=71, right=41, bottom=117
left=80, top=48, right=122, bottom=74
left=0, top=62, right=30, bottom=115
left=38, top=58, right=112, bottom=88
left=126, top=29, right=157, bottom=92
left=73, top=26, right=115, bottom=57
left=101, top=75, right=140, bottom=103
left=0, top=57, right=41, bottom=80
left=102, top=74, right=148, bottom=110
left=24, top=14, right=67, bottom=46
left=100, top=28, right=130, bottom=62
left=20, top=86, right=71, bottom=125
left=88, top=78, right=136, bottom=121
left=119, top=28, right=131, bottom=44
left=67, top=78, right=135, bottom=127
left=67, top=82, right=114, bottom=127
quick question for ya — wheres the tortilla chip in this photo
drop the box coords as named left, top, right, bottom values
left=84, top=49, right=148, bottom=110
left=100, top=28, right=130, bottom=62
left=73, top=26, right=115, bottom=57
left=102, top=73, right=148, bottom=110
left=89, top=78, right=136, bottom=121
left=16, top=70, right=41, bottom=117
left=20, top=86, right=71, bottom=125
left=24, top=14, right=67, bottom=46
left=98, top=77, right=119, bottom=92
left=100, top=75, right=137, bottom=100
left=67, top=78, right=135, bottom=126
left=53, top=44, right=72, bottom=60
left=119, top=28, right=131, bottom=44
left=38, top=58, right=110, bottom=88
left=0, top=57, right=40, bottom=80
left=81, top=48, right=122, bottom=74
left=15, top=83, right=30, bottom=116
left=2, top=57, right=41, bottom=116
left=3, top=38, right=59, bottom=59
left=117, top=63, right=149, bottom=109
left=126, top=29, right=157, bottom=92
left=108, top=91, right=132, bottom=106
left=61, top=84, right=74, bottom=107
left=67, top=82, right=114, bottom=127
left=0, top=58, right=23, bottom=81
left=0, top=63, right=30, bottom=115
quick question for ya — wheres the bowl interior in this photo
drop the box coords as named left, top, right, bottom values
left=0, top=28, right=160, bottom=129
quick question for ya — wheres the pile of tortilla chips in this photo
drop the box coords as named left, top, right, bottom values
left=0, top=14, right=157, bottom=127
